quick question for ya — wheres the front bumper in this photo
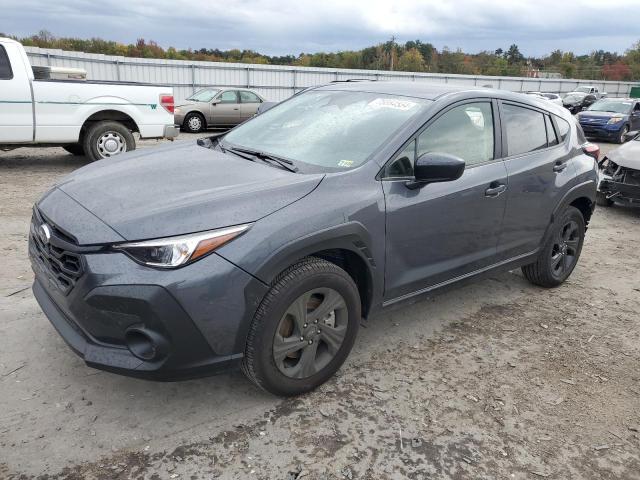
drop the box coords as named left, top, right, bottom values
left=32, top=279, right=242, bottom=379
left=579, top=122, right=624, bottom=140
left=598, top=177, right=640, bottom=203
left=29, top=209, right=269, bottom=380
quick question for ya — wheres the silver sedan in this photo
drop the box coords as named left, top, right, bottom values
left=174, top=87, right=266, bottom=132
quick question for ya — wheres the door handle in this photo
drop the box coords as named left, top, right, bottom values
left=553, top=161, right=567, bottom=173
left=233, top=108, right=239, bottom=111
left=485, top=183, right=507, bottom=197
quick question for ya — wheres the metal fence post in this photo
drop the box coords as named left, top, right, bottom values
left=191, top=64, right=196, bottom=94
left=292, top=69, right=296, bottom=94
left=115, top=60, right=120, bottom=81
left=246, top=67, right=251, bottom=88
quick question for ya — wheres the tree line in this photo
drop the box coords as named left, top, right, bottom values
left=5, top=30, right=640, bottom=81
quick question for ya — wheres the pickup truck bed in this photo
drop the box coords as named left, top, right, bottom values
left=0, top=37, right=178, bottom=161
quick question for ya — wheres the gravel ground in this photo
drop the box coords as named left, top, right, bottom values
left=1, top=137, right=639, bottom=480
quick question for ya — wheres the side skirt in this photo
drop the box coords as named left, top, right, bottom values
left=381, top=250, right=539, bottom=309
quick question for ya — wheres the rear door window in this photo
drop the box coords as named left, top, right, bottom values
left=502, top=103, right=548, bottom=156
left=0, top=45, right=13, bottom=80
left=239, top=91, right=261, bottom=103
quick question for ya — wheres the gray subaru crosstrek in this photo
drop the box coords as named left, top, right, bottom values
left=30, top=81, right=598, bottom=396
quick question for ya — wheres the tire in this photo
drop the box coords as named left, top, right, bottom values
left=82, top=121, right=135, bottom=162
left=242, top=257, right=361, bottom=397
left=63, top=144, right=85, bottom=156
left=183, top=112, right=205, bottom=133
left=616, top=125, right=629, bottom=144
left=521, top=206, right=585, bottom=288
left=596, top=191, right=614, bottom=207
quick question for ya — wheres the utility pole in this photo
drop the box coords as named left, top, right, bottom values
left=390, top=35, right=395, bottom=71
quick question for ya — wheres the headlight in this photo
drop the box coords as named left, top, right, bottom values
left=608, top=116, right=624, bottom=124
left=113, top=224, right=251, bottom=268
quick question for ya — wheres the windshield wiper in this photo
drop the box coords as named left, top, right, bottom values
left=228, top=146, right=299, bottom=173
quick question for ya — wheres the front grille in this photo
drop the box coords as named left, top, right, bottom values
left=29, top=211, right=84, bottom=295
left=580, top=118, right=607, bottom=126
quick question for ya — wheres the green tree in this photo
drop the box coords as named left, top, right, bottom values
left=505, top=44, right=524, bottom=64
left=397, top=48, right=425, bottom=72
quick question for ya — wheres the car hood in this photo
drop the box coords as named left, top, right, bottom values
left=579, top=111, right=628, bottom=119
left=606, top=140, right=640, bottom=170
left=54, top=141, right=324, bottom=241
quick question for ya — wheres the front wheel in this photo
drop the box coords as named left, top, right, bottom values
left=617, top=125, right=629, bottom=144
left=242, top=257, right=361, bottom=396
left=82, top=121, right=135, bottom=162
left=183, top=113, right=205, bottom=133
left=521, top=206, right=585, bottom=288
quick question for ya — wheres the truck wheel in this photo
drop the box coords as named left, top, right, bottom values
left=596, top=191, right=614, bottom=207
left=83, top=121, right=135, bottom=162
left=242, top=257, right=360, bottom=397
left=183, top=113, right=205, bottom=133
left=521, top=206, right=585, bottom=288
left=616, top=125, right=629, bottom=144
left=63, top=144, right=85, bottom=156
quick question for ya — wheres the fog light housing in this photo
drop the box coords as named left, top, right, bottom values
left=124, top=328, right=168, bottom=361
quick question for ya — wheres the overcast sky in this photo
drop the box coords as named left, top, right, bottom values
left=2, top=0, right=639, bottom=56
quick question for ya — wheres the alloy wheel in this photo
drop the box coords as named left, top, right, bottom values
left=550, top=220, right=580, bottom=279
left=273, top=288, right=348, bottom=379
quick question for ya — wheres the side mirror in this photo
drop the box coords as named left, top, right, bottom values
left=211, top=99, right=221, bottom=105
left=406, top=152, right=465, bottom=190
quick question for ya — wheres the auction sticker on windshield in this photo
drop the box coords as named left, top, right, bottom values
left=368, top=98, right=419, bottom=111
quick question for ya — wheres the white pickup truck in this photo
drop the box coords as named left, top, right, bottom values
left=0, top=38, right=178, bottom=161
left=572, top=85, right=606, bottom=99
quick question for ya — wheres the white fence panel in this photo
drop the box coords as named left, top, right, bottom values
left=23, top=46, right=638, bottom=102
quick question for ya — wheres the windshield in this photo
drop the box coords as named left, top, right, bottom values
left=223, top=90, right=429, bottom=171
left=587, top=99, right=632, bottom=114
left=187, top=89, right=220, bottom=102
left=575, top=87, right=592, bottom=93
left=563, top=93, right=585, bottom=102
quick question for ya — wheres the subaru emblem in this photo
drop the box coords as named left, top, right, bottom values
left=39, top=224, right=51, bottom=245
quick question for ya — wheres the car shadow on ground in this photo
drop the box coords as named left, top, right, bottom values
left=0, top=149, right=87, bottom=169
left=2, top=267, right=533, bottom=472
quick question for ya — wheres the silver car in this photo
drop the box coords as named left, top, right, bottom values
left=175, top=87, right=266, bottom=132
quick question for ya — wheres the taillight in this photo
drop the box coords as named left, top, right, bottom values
left=160, top=94, right=174, bottom=114
left=582, top=142, right=599, bottom=161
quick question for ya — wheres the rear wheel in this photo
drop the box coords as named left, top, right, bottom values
left=82, top=121, right=135, bottom=162
left=63, top=144, right=85, bottom=156
left=183, top=112, right=205, bottom=133
left=242, top=257, right=360, bottom=396
left=522, top=206, right=585, bottom=288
